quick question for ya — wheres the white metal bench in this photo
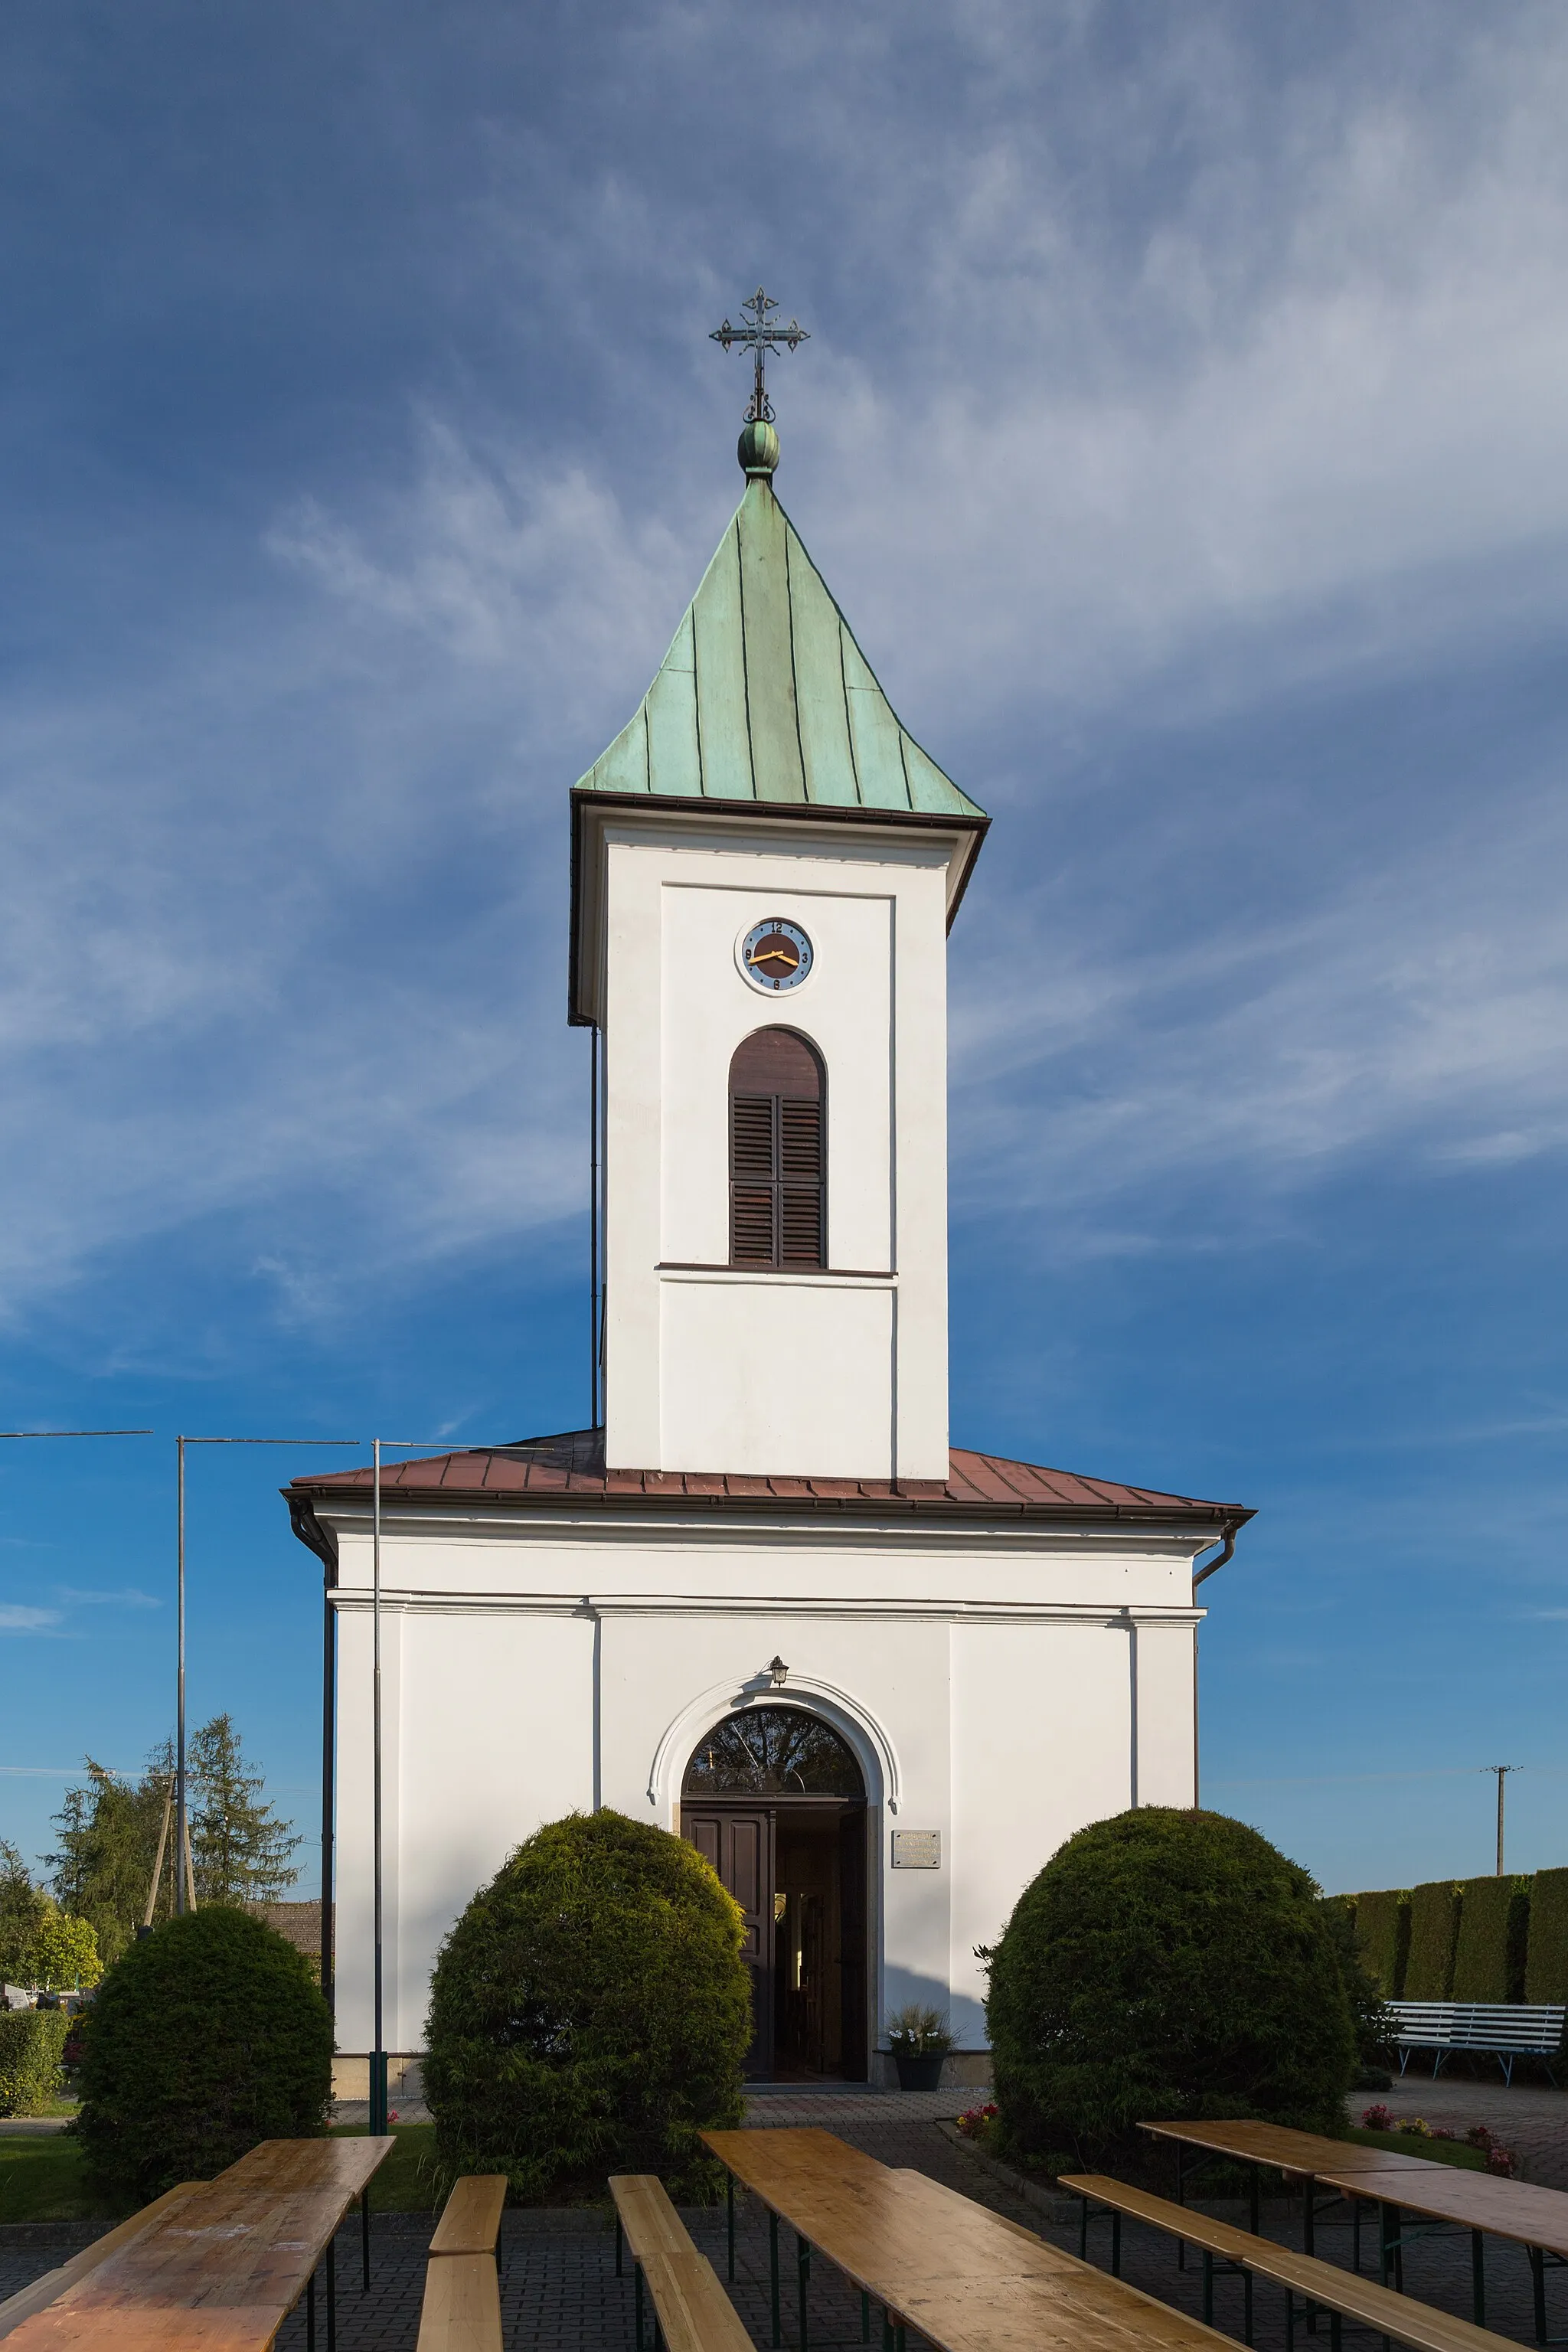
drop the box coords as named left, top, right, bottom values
left=1387, top=2001, right=1565, bottom=2084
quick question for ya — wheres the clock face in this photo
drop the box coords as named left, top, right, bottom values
left=740, top=916, right=813, bottom=992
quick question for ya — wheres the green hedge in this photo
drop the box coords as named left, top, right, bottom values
left=0, top=2010, right=69, bottom=2118
left=1403, top=1882, right=1461, bottom=2000
left=1526, top=1869, right=1568, bottom=2003
left=1352, top=1890, right=1410, bottom=1997
left=1452, top=1877, right=1528, bottom=2003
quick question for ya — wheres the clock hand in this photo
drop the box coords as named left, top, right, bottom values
left=746, top=944, right=799, bottom=969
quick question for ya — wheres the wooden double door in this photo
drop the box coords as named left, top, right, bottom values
left=681, top=1802, right=867, bottom=2080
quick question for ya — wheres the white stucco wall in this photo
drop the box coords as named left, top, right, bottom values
left=324, top=1503, right=1209, bottom=2060
left=594, top=815, right=954, bottom=1481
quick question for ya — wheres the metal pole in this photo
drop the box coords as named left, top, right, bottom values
left=590, top=1024, right=600, bottom=1429
left=321, top=1566, right=336, bottom=2021
left=1482, top=1766, right=1520, bottom=1875
left=370, top=1438, right=387, bottom=2135
left=176, top=1436, right=187, bottom=1916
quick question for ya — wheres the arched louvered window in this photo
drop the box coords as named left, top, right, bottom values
left=730, top=1028, right=825, bottom=1269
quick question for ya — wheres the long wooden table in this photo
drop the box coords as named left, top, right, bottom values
left=1142, top=2116, right=1568, bottom=2340
left=702, top=2126, right=1245, bottom=2352
left=2, top=2135, right=394, bottom=2352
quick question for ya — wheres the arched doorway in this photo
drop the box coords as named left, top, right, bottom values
left=681, top=1707, right=869, bottom=2082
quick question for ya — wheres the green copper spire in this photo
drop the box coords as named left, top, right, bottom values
left=574, top=473, right=985, bottom=818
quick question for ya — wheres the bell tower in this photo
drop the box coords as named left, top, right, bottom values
left=568, top=321, right=986, bottom=1481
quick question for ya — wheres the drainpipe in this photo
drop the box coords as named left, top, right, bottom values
left=1190, top=1516, right=1244, bottom=1811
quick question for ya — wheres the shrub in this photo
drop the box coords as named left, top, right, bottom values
left=1452, top=1877, right=1528, bottom=2004
left=424, top=1811, right=750, bottom=2203
left=76, top=1907, right=332, bottom=2199
left=1352, top=1889, right=1410, bottom=1996
left=985, top=1808, right=1356, bottom=2176
left=1525, top=1869, right=1568, bottom=2004
left=0, top=2011, right=69, bottom=2117
left=1403, top=1883, right=1461, bottom=2000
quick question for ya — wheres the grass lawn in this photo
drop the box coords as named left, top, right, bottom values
left=0, top=2122, right=439, bottom=2226
left=1344, top=2126, right=1489, bottom=2171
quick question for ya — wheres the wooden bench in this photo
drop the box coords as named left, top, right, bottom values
left=430, top=2174, right=508, bottom=2265
left=1388, top=2002, right=1566, bottom=2085
left=413, top=2174, right=508, bottom=2352
left=416, top=2254, right=503, bottom=2352
left=0, top=2183, right=207, bottom=2341
left=610, top=2174, right=753, bottom=2352
left=1062, top=2171, right=1518, bottom=2352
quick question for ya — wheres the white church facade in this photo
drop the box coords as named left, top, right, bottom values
left=288, top=410, right=1250, bottom=2087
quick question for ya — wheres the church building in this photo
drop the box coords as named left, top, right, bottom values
left=287, top=356, right=1251, bottom=2089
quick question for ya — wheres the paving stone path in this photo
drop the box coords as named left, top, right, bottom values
left=6, top=2079, right=1568, bottom=2352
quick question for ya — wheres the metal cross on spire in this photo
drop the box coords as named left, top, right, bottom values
left=710, top=286, right=809, bottom=423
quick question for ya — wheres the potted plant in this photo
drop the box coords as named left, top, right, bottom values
left=885, top=2003, right=954, bottom=2092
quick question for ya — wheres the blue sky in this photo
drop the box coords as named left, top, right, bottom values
left=4, top=0, right=1568, bottom=1909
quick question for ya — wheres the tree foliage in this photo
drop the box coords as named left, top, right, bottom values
left=0, top=1841, right=51, bottom=1984
left=188, top=1716, right=301, bottom=1906
left=76, top=1907, right=332, bottom=2200
left=985, top=1808, right=1356, bottom=2176
left=425, top=1811, right=750, bottom=2203
left=47, top=1722, right=299, bottom=1964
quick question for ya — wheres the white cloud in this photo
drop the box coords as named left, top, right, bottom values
left=4, top=2, right=1568, bottom=1317
left=0, top=1606, right=62, bottom=1634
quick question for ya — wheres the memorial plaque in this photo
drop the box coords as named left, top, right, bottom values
left=891, top=1830, right=941, bottom=1868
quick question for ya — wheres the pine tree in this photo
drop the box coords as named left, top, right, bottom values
left=188, top=1716, right=301, bottom=1906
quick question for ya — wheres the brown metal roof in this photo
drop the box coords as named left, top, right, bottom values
left=288, top=1427, right=1250, bottom=1527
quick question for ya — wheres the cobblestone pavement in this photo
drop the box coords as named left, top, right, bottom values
left=8, top=2081, right=1568, bottom=2352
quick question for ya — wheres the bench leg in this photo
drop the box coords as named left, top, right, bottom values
left=1250, top=2166, right=1260, bottom=2238
left=635, top=2262, right=644, bottom=2352
left=796, top=2230, right=810, bottom=2352
left=1532, top=2246, right=1548, bottom=2344
left=306, top=2272, right=315, bottom=2352
left=727, top=2173, right=736, bottom=2282
left=1112, top=2213, right=1121, bottom=2280
left=326, top=2230, right=336, bottom=2352
left=861, top=2289, right=871, bottom=2343
left=1353, top=2200, right=1362, bottom=2275
left=1202, top=2249, right=1214, bottom=2326
left=361, top=2186, right=371, bottom=2293
left=1472, top=2229, right=1486, bottom=2328
left=1330, top=2316, right=1342, bottom=2352
left=1286, top=2288, right=1295, bottom=2352
left=882, top=2312, right=893, bottom=2352
left=616, top=2217, right=623, bottom=2279
left=1078, top=2194, right=1088, bottom=2261
left=769, top=2213, right=781, bottom=2350
left=1176, top=2145, right=1186, bottom=2271
left=1243, top=2269, right=1253, bottom=2347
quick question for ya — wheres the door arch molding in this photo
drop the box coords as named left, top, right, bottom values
left=646, top=1674, right=899, bottom=1821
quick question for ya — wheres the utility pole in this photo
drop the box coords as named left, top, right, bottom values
left=1482, top=1765, right=1521, bottom=1875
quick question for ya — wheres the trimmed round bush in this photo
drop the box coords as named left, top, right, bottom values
left=425, top=1810, right=750, bottom=2202
left=77, top=1907, right=332, bottom=2199
left=986, top=1808, right=1356, bottom=2174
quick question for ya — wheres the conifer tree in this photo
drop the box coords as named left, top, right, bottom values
left=188, top=1716, right=301, bottom=1906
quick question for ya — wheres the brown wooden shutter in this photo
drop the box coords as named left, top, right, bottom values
left=729, top=1028, right=825, bottom=1269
